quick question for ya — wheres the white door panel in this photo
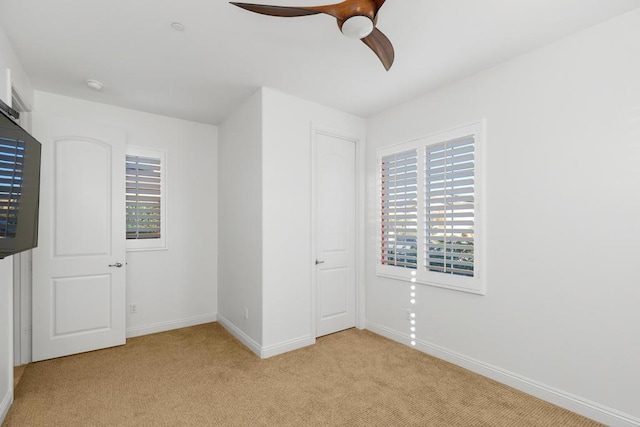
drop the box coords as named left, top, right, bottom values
left=54, top=139, right=112, bottom=256
left=32, top=114, right=126, bottom=361
left=319, top=267, right=348, bottom=318
left=315, top=132, right=356, bottom=337
left=53, top=275, right=112, bottom=335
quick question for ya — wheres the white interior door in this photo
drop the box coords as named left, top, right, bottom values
left=315, top=131, right=356, bottom=337
left=31, top=114, right=126, bottom=362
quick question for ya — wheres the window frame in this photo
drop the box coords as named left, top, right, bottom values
left=125, top=146, right=167, bottom=252
left=376, top=121, right=485, bottom=295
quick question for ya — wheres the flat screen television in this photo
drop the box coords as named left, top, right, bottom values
left=0, top=100, right=42, bottom=259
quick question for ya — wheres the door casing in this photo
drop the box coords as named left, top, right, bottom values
left=11, top=87, right=33, bottom=366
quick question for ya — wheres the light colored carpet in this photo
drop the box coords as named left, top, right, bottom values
left=12, top=365, right=26, bottom=391
left=3, top=323, right=602, bottom=426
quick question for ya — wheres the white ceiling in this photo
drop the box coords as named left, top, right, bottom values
left=1, top=0, right=639, bottom=125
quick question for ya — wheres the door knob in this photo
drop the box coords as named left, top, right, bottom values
left=315, top=260, right=325, bottom=265
left=108, top=262, right=123, bottom=268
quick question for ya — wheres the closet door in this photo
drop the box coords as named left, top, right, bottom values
left=314, top=131, right=357, bottom=337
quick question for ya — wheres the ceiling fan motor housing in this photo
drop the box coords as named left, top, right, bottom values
left=340, top=15, right=375, bottom=39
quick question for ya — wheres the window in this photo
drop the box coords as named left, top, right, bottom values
left=377, top=122, right=484, bottom=294
left=380, top=149, right=418, bottom=269
left=0, top=136, right=25, bottom=238
left=425, top=136, right=475, bottom=278
left=126, top=147, right=166, bottom=251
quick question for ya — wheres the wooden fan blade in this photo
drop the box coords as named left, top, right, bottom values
left=230, top=1, right=361, bottom=20
left=373, top=0, right=386, bottom=10
left=362, top=27, right=394, bottom=71
left=230, top=2, right=321, bottom=17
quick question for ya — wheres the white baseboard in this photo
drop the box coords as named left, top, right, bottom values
left=261, top=334, right=314, bottom=359
left=217, top=314, right=313, bottom=359
left=365, top=320, right=640, bottom=427
left=126, top=313, right=217, bottom=338
left=216, top=314, right=262, bottom=358
left=0, top=388, right=12, bottom=425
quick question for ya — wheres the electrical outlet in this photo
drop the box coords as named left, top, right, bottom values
left=130, top=303, right=138, bottom=314
left=244, top=307, right=249, bottom=320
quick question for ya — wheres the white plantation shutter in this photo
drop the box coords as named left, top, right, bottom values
left=424, top=136, right=475, bottom=277
left=0, top=136, right=25, bottom=238
left=380, top=149, right=418, bottom=269
left=377, top=121, right=483, bottom=294
left=126, top=154, right=161, bottom=240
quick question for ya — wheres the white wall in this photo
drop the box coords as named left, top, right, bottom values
left=261, top=88, right=366, bottom=354
left=0, top=23, right=34, bottom=424
left=218, top=87, right=365, bottom=357
left=34, top=92, right=218, bottom=337
left=218, top=89, right=264, bottom=348
left=0, top=25, right=33, bottom=109
left=365, top=9, right=640, bottom=425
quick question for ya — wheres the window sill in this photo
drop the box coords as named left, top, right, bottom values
left=376, top=271, right=486, bottom=296
left=126, top=246, right=168, bottom=253
left=126, top=239, right=167, bottom=252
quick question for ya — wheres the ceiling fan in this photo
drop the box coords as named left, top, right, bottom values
left=230, top=0, right=395, bottom=70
